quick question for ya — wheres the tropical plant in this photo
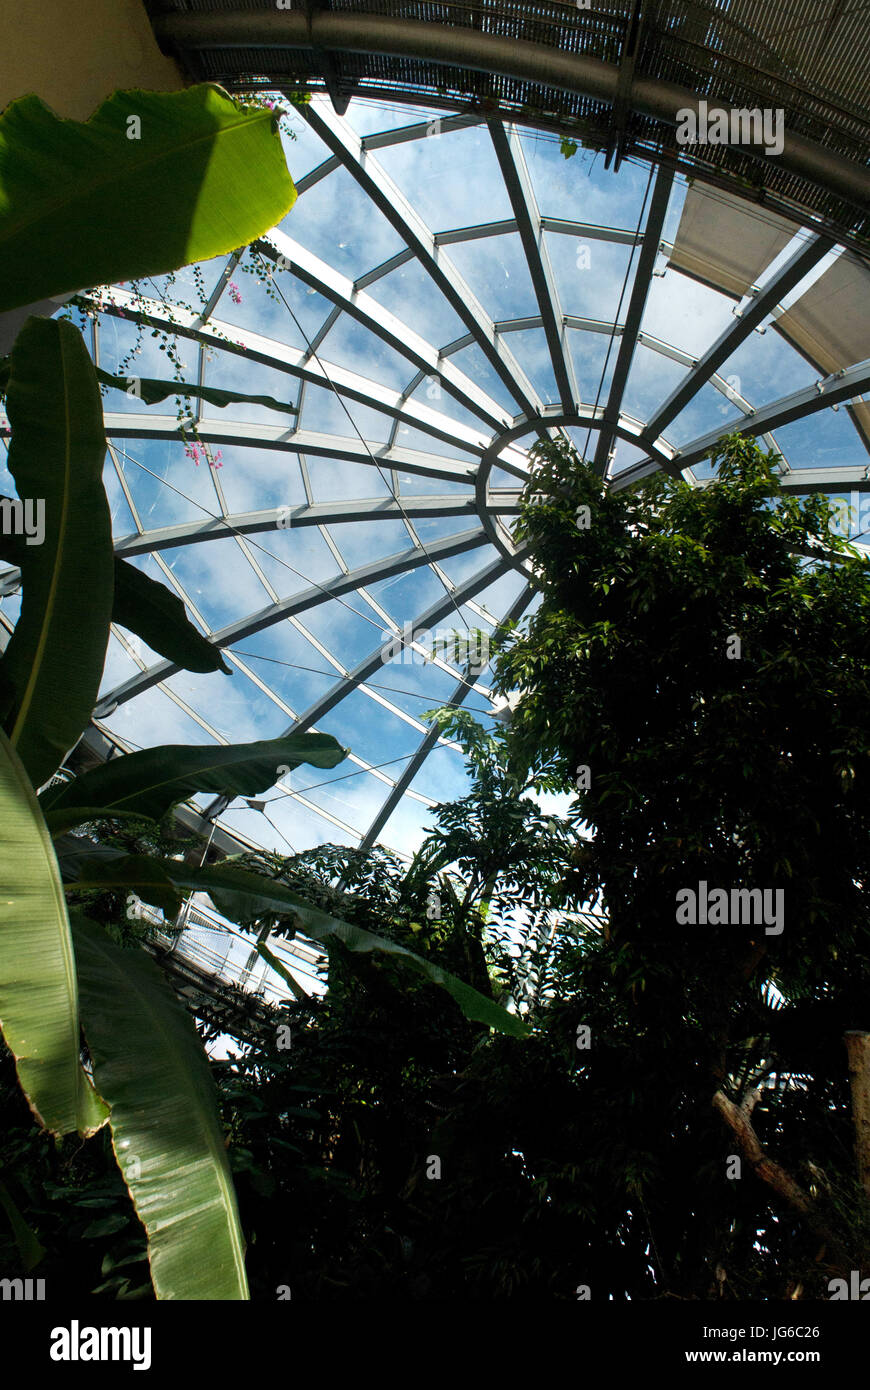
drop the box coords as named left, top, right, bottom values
left=0, top=84, right=297, bottom=313
left=199, top=436, right=870, bottom=1301
left=0, top=82, right=516, bottom=1301
left=8, top=543, right=869, bottom=1303
left=0, top=314, right=520, bottom=1296
left=488, top=431, right=870, bottom=1295
left=0, top=310, right=353, bottom=1298
left=157, top=739, right=586, bottom=1301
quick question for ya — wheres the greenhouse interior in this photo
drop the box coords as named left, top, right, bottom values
left=1, top=0, right=870, bottom=1333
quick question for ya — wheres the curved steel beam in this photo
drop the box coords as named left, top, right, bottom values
left=88, top=292, right=499, bottom=455
left=113, top=494, right=522, bottom=557
left=152, top=10, right=870, bottom=214
left=93, top=524, right=490, bottom=716
left=102, top=418, right=483, bottom=485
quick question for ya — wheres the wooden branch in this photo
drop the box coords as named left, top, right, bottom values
left=714, top=1090, right=812, bottom=1213
left=712, top=1088, right=851, bottom=1275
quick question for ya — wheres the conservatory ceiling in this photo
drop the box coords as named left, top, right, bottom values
left=145, top=0, right=870, bottom=250
left=2, top=93, right=870, bottom=863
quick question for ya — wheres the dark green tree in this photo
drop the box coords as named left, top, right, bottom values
left=214, top=733, right=586, bottom=1300
left=9, top=433, right=870, bottom=1302
left=491, top=431, right=870, bottom=1296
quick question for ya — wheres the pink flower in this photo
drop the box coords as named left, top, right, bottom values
left=228, top=282, right=243, bottom=305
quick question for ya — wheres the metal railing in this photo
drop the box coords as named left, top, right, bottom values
left=136, top=894, right=326, bottom=1007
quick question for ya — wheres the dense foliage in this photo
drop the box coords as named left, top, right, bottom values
left=4, top=433, right=870, bottom=1300
left=494, top=433, right=870, bottom=1295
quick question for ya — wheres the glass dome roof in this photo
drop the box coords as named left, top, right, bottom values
left=5, top=92, right=868, bottom=864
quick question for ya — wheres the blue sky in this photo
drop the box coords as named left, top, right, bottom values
left=1, top=91, right=867, bottom=866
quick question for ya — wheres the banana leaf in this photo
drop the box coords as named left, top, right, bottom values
left=0, top=727, right=107, bottom=1136
left=40, top=733, right=347, bottom=828
left=66, top=855, right=528, bottom=1038
left=1, top=318, right=113, bottom=788
left=0, top=85, right=296, bottom=312
left=72, top=913, right=248, bottom=1299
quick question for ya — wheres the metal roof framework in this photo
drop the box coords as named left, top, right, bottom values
left=20, top=90, right=859, bottom=860
left=0, top=6, right=866, bottom=1021
left=143, top=0, right=870, bottom=252
left=3, top=8, right=869, bottom=861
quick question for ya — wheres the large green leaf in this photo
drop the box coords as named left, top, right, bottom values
left=43, top=807, right=157, bottom=839
left=3, top=359, right=300, bottom=420
left=40, top=733, right=348, bottom=826
left=1, top=317, right=113, bottom=787
left=0, top=727, right=107, bottom=1136
left=113, top=557, right=231, bottom=675
left=64, top=854, right=182, bottom=920
left=71, top=913, right=248, bottom=1300
left=95, top=367, right=298, bottom=419
left=65, top=856, right=528, bottom=1038
left=0, top=86, right=297, bottom=312
left=182, top=862, right=529, bottom=1037
left=0, top=1177, right=45, bottom=1271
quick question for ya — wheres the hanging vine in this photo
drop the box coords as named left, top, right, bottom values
left=52, top=89, right=307, bottom=471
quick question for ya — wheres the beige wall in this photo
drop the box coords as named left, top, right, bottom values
left=2, top=0, right=185, bottom=119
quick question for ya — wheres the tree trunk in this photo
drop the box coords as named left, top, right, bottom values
left=844, top=1031, right=870, bottom=1200
left=712, top=1088, right=852, bottom=1276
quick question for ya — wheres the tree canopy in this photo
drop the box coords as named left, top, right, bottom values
left=4, top=433, right=870, bottom=1301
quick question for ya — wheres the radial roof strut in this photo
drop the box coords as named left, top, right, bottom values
left=281, top=550, right=520, bottom=740
left=357, top=578, right=535, bottom=852
left=201, top=550, right=522, bottom=824
left=94, top=527, right=491, bottom=716
left=488, top=120, right=579, bottom=414
left=643, top=233, right=835, bottom=449
left=254, top=232, right=512, bottom=431
left=112, top=496, right=522, bottom=558
left=300, top=102, right=545, bottom=420
left=592, top=164, right=675, bottom=473
left=673, top=359, right=870, bottom=471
